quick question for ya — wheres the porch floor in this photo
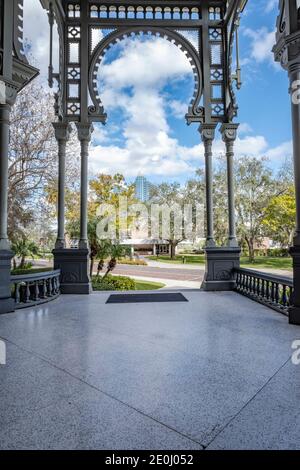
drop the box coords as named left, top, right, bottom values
left=0, top=290, right=300, bottom=450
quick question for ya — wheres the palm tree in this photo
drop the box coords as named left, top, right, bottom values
left=11, top=238, right=40, bottom=269
left=103, top=243, right=127, bottom=279
left=96, top=240, right=111, bottom=278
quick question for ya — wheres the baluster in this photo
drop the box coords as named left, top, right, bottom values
left=15, top=283, right=20, bottom=304
left=47, top=278, right=52, bottom=296
left=249, top=276, right=253, bottom=294
left=261, top=279, right=265, bottom=299
left=236, top=272, right=240, bottom=290
left=34, top=281, right=40, bottom=301
left=288, top=286, right=293, bottom=307
left=271, top=282, right=275, bottom=304
left=253, top=277, right=257, bottom=296
left=266, top=281, right=270, bottom=300
left=282, top=284, right=287, bottom=307
left=56, top=275, right=60, bottom=293
left=275, top=282, right=279, bottom=305
left=25, top=282, right=31, bottom=303
left=42, top=280, right=47, bottom=298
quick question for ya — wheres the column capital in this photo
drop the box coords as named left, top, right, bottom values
left=220, top=123, right=239, bottom=143
left=52, top=122, right=72, bottom=142
left=199, top=123, right=217, bottom=142
left=76, top=123, right=94, bottom=142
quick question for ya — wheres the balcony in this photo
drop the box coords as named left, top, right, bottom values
left=0, top=290, right=299, bottom=450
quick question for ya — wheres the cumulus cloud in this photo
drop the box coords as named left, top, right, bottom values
left=265, top=0, right=278, bottom=13
left=243, top=27, right=276, bottom=66
left=23, top=0, right=59, bottom=78
left=22, top=3, right=291, bottom=180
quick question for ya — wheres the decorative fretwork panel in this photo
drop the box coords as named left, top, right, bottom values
left=45, top=0, right=247, bottom=124
left=89, top=4, right=201, bottom=21
left=208, top=25, right=224, bottom=118
left=67, top=3, right=81, bottom=18
left=66, top=20, right=81, bottom=118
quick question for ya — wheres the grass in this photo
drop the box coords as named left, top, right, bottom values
left=148, top=254, right=292, bottom=270
left=11, top=267, right=54, bottom=275
left=148, top=255, right=206, bottom=264
left=134, top=280, right=165, bottom=290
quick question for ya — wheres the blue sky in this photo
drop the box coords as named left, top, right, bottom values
left=24, top=0, right=291, bottom=184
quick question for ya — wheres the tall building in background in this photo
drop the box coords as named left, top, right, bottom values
left=134, top=175, right=153, bottom=202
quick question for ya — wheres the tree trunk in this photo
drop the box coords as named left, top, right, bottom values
left=97, top=259, right=104, bottom=277
left=90, top=257, right=94, bottom=278
left=170, top=243, right=176, bottom=259
left=246, top=238, right=255, bottom=262
left=20, top=256, right=26, bottom=268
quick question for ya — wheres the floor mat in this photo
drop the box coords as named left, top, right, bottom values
left=106, top=293, right=189, bottom=304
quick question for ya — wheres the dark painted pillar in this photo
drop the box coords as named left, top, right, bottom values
left=288, top=63, right=300, bottom=325
left=76, top=123, right=93, bottom=250
left=199, top=124, right=217, bottom=247
left=53, top=122, right=71, bottom=249
left=0, top=102, right=14, bottom=313
left=273, top=1, right=300, bottom=324
left=220, top=123, right=239, bottom=248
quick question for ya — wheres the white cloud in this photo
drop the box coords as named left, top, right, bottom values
left=265, top=0, right=278, bottom=13
left=243, top=27, right=276, bottom=66
left=21, top=5, right=290, bottom=180
left=23, top=0, right=59, bottom=79
left=169, top=100, right=189, bottom=119
left=238, top=123, right=253, bottom=134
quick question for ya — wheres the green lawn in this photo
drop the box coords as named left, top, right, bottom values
left=11, top=267, right=54, bottom=275
left=148, top=255, right=292, bottom=271
left=134, top=280, right=165, bottom=290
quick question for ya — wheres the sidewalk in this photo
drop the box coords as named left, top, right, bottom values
left=130, top=274, right=201, bottom=290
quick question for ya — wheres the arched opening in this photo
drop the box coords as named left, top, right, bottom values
left=88, top=32, right=203, bottom=281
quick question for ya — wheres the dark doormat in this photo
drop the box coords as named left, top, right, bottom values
left=106, top=293, right=188, bottom=304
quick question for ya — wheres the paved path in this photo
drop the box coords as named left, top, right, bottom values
left=0, top=291, right=299, bottom=449
left=113, top=264, right=204, bottom=282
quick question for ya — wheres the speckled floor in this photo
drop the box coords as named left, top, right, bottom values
left=0, top=290, right=299, bottom=450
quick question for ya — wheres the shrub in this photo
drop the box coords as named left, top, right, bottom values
left=118, top=258, right=147, bottom=266
left=266, top=248, right=290, bottom=258
left=92, top=274, right=135, bottom=291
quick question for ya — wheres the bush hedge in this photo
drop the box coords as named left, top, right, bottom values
left=118, top=258, right=147, bottom=266
left=92, top=274, right=135, bottom=291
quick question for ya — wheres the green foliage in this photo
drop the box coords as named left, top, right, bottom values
left=11, top=238, right=40, bottom=269
left=118, top=258, right=148, bottom=266
left=134, top=280, right=165, bottom=290
left=92, top=275, right=136, bottom=291
left=262, top=186, right=296, bottom=248
left=11, top=267, right=51, bottom=275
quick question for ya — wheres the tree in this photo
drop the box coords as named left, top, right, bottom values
left=8, top=80, right=80, bottom=246
left=11, top=238, right=40, bottom=269
left=64, top=173, right=137, bottom=274
left=103, top=243, right=129, bottom=279
left=262, top=186, right=296, bottom=248
left=149, top=182, right=185, bottom=258
left=234, top=156, right=281, bottom=261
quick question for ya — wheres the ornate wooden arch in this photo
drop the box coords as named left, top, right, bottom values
left=88, top=26, right=204, bottom=124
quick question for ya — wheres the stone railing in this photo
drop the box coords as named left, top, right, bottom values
left=235, top=268, right=293, bottom=316
left=11, top=270, right=61, bottom=310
